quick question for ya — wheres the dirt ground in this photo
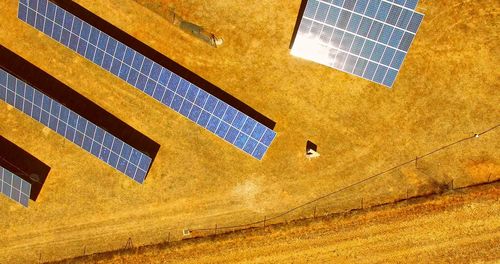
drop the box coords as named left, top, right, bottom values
left=0, top=0, right=499, bottom=263
left=57, top=182, right=500, bottom=264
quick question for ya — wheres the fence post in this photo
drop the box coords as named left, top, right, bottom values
left=214, top=224, right=218, bottom=236
left=83, top=245, right=86, bottom=255
left=263, top=216, right=267, bottom=228
left=415, top=156, right=418, bottom=168
left=313, top=206, right=317, bottom=218
left=361, top=198, right=364, bottom=209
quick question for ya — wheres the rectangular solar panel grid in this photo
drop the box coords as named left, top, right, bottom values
left=0, top=68, right=151, bottom=183
left=18, top=0, right=276, bottom=160
left=292, top=0, right=424, bottom=87
left=0, top=166, right=31, bottom=207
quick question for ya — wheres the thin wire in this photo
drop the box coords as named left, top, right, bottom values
left=191, top=123, right=499, bottom=231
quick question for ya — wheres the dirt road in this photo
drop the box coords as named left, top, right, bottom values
left=56, top=183, right=500, bottom=263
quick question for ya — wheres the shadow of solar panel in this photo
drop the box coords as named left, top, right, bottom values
left=0, top=68, right=152, bottom=183
left=18, top=0, right=277, bottom=160
left=0, top=167, right=31, bottom=207
left=290, top=0, right=424, bottom=88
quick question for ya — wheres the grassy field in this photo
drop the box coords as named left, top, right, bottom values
left=0, top=0, right=498, bottom=263
left=55, top=182, right=500, bottom=263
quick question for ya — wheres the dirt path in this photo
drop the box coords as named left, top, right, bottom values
left=56, top=183, right=500, bottom=263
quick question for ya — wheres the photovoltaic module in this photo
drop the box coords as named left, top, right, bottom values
left=291, top=0, right=424, bottom=87
left=18, top=0, right=277, bottom=160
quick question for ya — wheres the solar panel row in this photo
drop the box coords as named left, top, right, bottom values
left=0, top=68, right=152, bottom=183
left=18, top=0, right=276, bottom=160
left=0, top=166, right=31, bottom=207
left=292, top=0, right=424, bottom=87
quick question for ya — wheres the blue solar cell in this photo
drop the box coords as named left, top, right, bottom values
left=397, top=9, right=413, bottom=29
left=18, top=3, right=28, bottom=21
left=216, top=121, right=230, bottom=138
left=386, top=5, right=402, bottom=25
left=357, top=17, right=372, bottom=37
left=171, top=95, right=183, bottom=111
left=158, top=68, right=171, bottom=86
left=390, top=50, right=405, bottom=68
left=381, top=47, right=396, bottom=66
left=188, top=105, right=202, bottom=122
left=343, top=0, right=356, bottom=10
left=315, top=2, right=329, bottom=22
left=179, top=100, right=192, bottom=116
left=126, top=68, right=139, bottom=86
left=378, top=24, right=393, bottom=44
left=213, top=101, right=227, bottom=118
left=166, top=74, right=180, bottom=91
left=186, top=84, right=198, bottom=102
left=144, top=79, right=156, bottom=96
left=346, top=13, right=362, bottom=33
left=106, top=37, right=118, bottom=55
left=97, top=32, right=109, bottom=50
left=363, top=61, right=378, bottom=79
left=177, top=79, right=190, bottom=97
left=388, top=28, right=404, bottom=48
left=375, top=1, right=391, bottom=21
left=234, top=132, right=249, bottom=149
left=333, top=51, right=347, bottom=69
left=243, top=138, right=258, bottom=155
left=365, top=0, right=381, bottom=18
left=20, top=0, right=275, bottom=159
left=406, top=13, right=424, bottom=33
left=162, top=89, right=174, bottom=105
left=354, top=0, right=368, bottom=13
left=325, top=6, right=340, bottom=26
left=404, top=0, right=419, bottom=9
left=373, top=65, right=388, bottom=83
left=206, top=116, right=220, bottom=133
left=242, top=118, right=257, bottom=135
left=224, top=127, right=239, bottom=143
left=153, top=83, right=166, bottom=101
left=336, top=10, right=351, bottom=30
left=371, top=44, right=386, bottom=62
left=222, top=106, right=237, bottom=123
left=55, top=6, right=65, bottom=25
left=353, top=58, right=368, bottom=76
left=340, top=32, right=355, bottom=51
left=37, top=0, right=47, bottom=13
left=118, top=64, right=130, bottom=81
left=150, top=63, right=162, bottom=81
left=52, top=24, right=62, bottom=40
left=399, top=31, right=414, bottom=51
left=304, top=0, right=319, bottom=19
left=135, top=74, right=148, bottom=90
left=252, top=143, right=267, bottom=160
left=332, top=0, right=344, bottom=7
left=260, top=129, right=276, bottom=147
left=383, top=68, right=398, bottom=87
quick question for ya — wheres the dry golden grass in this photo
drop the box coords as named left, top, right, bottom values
left=55, top=182, right=500, bottom=264
left=0, top=0, right=498, bottom=263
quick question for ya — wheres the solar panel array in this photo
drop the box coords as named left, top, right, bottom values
left=18, top=0, right=276, bottom=160
left=0, top=68, right=152, bottom=183
left=291, top=0, right=424, bottom=87
left=0, top=166, right=31, bottom=207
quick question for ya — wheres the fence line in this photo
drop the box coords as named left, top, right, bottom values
left=190, top=123, right=499, bottom=232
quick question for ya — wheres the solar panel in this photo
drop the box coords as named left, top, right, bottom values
left=0, top=68, right=152, bottom=183
left=0, top=166, right=31, bottom=207
left=291, top=0, right=424, bottom=87
left=18, top=0, right=277, bottom=160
